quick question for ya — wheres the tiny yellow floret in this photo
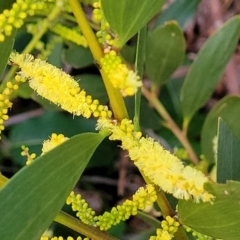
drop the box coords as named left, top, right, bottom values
left=42, top=133, right=69, bottom=154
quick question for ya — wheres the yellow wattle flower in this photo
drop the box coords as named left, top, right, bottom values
left=51, top=24, right=88, bottom=47
left=9, top=52, right=112, bottom=119
left=96, top=118, right=214, bottom=203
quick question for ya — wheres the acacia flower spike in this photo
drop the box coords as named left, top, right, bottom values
left=9, top=52, right=112, bottom=119
left=66, top=185, right=157, bottom=231
left=96, top=118, right=215, bottom=203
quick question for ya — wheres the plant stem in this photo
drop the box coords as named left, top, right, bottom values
left=141, top=86, right=199, bottom=165
left=67, top=0, right=128, bottom=121
left=134, top=26, right=147, bottom=131
left=2, top=1, right=63, bottom=86
left=139, top=171, right=175, bottom=218
left=55, top=211, right=118, bottom=240
left=156, top=190, right=175, bottom=218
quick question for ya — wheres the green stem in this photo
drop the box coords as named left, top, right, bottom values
left=139, top=170, right=174, bottom=218
left=141, top=86, right=199, bottom=165
left=139, top=172, right=189, bottom=240
left=67, top=0, right=128, bottom=121
left=2, top=1, right=63, bottom=86
left=134, top=26, right=147, bottom=131
left=156, top=190, right=175, bottom=218
left=55, top=211, right=118, bottom=240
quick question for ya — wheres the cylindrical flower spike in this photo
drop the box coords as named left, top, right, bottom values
left=94, top=184, right=157, bottom=230
left=96, top=118, right=214, bottom=203
left=51, top=24, right=88, bottom=47
left=66, top=185, right=157, bottom=231
left=66, top=191, right=97, bottom=226
left=9, top=52, right=112, bottom=119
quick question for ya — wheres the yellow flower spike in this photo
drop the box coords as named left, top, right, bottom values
left=66, top=191, right=96, bottom=226
left=10, top=52, right=111, bottom=119
left=94, top=184, right=157, bottom=231
left=51, top=23, right=88, bottom=47
left=96, top=118, right=214, bottom=203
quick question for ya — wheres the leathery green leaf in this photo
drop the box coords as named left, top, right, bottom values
left=201, top=96, right=240, bottom=163
left=0, top=132, right=106, bottom=240
left=146, top=21, right=185, bottom=85
left=101, top=0, right=166, bottom=47
left=153, top=0, right=201, bottom=29
left=217, top=118, right=240, bottom=183
left=180, top=15, right=240, bottom=127
left=178, top=181, right=240, bottom=240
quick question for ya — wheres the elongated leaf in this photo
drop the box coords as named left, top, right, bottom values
left=153, top=0, right=201, bottom=29
left=180, top=16, right=240, bottom=126
left=146, top=21, right=185, bottom=85
left=101, top=0, right=165, bottom=47
left=201, top=96, right=240, bottom=163
left=178, top=181, right=240, bottom=240
left=217, top=118, right=240, bottom=183
left=0, top=132, right=106, bottom=240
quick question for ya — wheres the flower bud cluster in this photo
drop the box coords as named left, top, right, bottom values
left=95, top=184, right=157, bottom=231
left=21, top=145, right=37, bottom=165
left=0, top=76, right=24, bottom=139
left=51, top=24, right=88, bottom=47
left=0, top=0, right=47, bottom=42
left=100, top=50, right=142, bottom=96
left=92, top=1, right=115, bottom=47
left=66, top=185, right=156, bottom=231
left=66, top=191, right=97, bottom=226
left=150, top=216, right=180, bottom=240
left=185, top=226, right=213, bottom=240
left=10, top=52, right=112, bottom=119
left=161, top=216, right=180, bottom=235
left=41, top=237, right=88, bottom=240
